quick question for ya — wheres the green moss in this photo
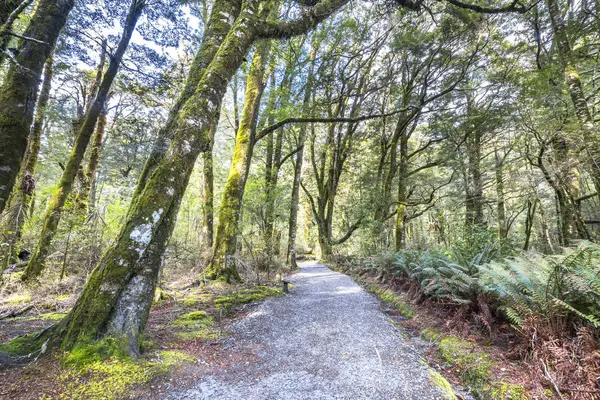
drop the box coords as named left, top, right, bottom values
left=171, top=310, right=220, bottom=341
left=39, top=312, right=66, bottom=320
left=53, top=294, right=71, bottom=301
left=366, top=285, right=413, bottom=319
left=181, top=293, right=214, bottom=307
left=428, top=369, right=458, bottom=400
left=438, top=336, right=493, bottom=387
left=182, top=298, right=199, bottom=307
left=176, top=329, right=223, bottom=340
left=488, top=381, right=528, bottom=400
left=0, top=333, right=45, bottom=355
left=59, top=347, right=194, bottom=399
left=436, top=335, right=528, bottom=399
left=213, top=286, right=283, bottom=312
left=421, top=328, right=441, bottom=342
left=171, top=311, right=214, bottom=330
left=3, top=293, right=31, bottom=306
left=64, top=337, right=130, bottom=368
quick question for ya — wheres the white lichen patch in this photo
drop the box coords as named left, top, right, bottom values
left=130, top=223, right=152, bottom=246
left=167, top=188, right=174, bottom=196
left=152, top=208, right=164, bottom=224
left=129, top=209, right=164, bottom=259
left=0, top=166, right=12, bottom=171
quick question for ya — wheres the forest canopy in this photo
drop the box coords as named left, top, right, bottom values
left=0, top=0, right=600, bottom=397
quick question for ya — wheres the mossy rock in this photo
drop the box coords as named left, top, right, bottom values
left=213, top=286, right=283, bottom=312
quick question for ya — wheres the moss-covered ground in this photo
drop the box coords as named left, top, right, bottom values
left=0, top=278, right=286, bottom=399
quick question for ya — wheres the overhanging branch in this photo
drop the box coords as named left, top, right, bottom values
left=254, top=107, right=410, bottom=142
left=444, top=0, right=530, bottom=14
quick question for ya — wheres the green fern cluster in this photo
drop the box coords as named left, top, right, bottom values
left=393, top=245, right=497, bottom=306
left=481, top=242, right=600, bottom=329
left=392, top=241, right=600, bottom=330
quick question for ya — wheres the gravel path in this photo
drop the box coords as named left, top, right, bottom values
left=166, top=261, right=444, bottom=400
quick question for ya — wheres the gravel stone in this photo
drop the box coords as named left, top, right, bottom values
left=165, top=261, right=444, bottom=400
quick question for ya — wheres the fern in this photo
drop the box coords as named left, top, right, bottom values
left=481, top=241, right=600, bottom=330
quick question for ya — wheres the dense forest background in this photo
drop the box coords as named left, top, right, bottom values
left=0, top=0, right=600, bottom=398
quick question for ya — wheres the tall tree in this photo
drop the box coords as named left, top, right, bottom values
left=0, top=0, right=75, bottom=213
left=21, top=0, right=146, bottom=281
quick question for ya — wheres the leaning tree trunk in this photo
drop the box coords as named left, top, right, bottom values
left=13, top=0, right=349, bottom=356
left=0, top=0, right=75, bottom=214
left=1, top=55, right=54, bottom=267
left=83, top=106, right=108, bottom=212
left=130, top=0, right=242, bottom=208
left=205, top=40, right=271, bottom=282
left=21, top=0, right=146, bottom=282
left=0, top=0, right=35, bottom=67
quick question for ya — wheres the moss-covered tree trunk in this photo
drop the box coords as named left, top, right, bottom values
left=1, top=55, right=54, bottom=267
left=551, top=135, right=588, bottom=243
left=465, top=126, right=485, bottom=232
left=262, top=74, right=281, bottom=260
left=130, top=0, right=242, bottom=208
left=202, top=143, right=214, bottom=248
left=0, top=0, right=23, bottom=25
left=205, top=40, right=271, bottom=282
left=21, top=0, right=145, bottom=282
left=0, top=0, right=74, bottom=214
left=83, top=106, right=108, bottom=212
left=546, top=0, right=600, bottom=192
left=0, top=0, right=35, bottom=66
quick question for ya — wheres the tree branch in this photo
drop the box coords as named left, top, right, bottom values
left=444, top=0, right=530, bottom=14
left=255, top=107, right=410, bottom=142
left=256, top=0, right=350, bottom=39
left=331, top=217, right=362, bottom=245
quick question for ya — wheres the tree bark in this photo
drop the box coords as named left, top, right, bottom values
left=1, top=55, right=54, bottom=267
left=0, top=0, right=75, bottom=214
left=546, top=0, right=600, bottom=191
left=202, top=142, right=214, bottom=248
left=130, top=0, right=242, bottom=207
left=21, top=0, right=145, bottom=282
left=465, top=119, right=485, bottom=231
left=494, top=148, right=507, bottom=239
left=205, top=39, right=271, bottom=282
left=83, top=106, right=108, bottom=212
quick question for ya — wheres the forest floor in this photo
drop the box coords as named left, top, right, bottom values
left=161, top=261, right=446, bottom=400
left=0, top=261, right=464, bottom=400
